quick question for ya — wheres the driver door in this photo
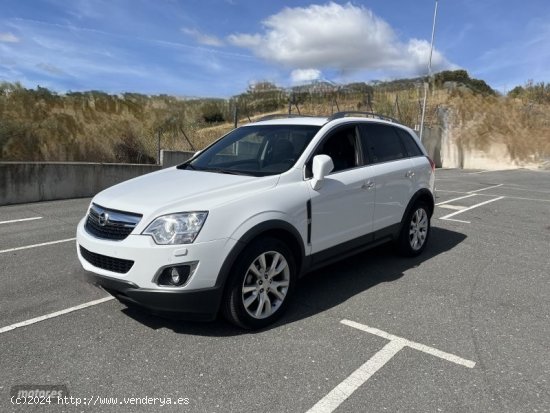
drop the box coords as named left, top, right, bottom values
left=307, top=124, right=376, bottom=256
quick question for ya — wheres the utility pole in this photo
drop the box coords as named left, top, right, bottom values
left=419, top=0, right=438, bottom=142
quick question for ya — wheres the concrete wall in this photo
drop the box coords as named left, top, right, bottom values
left=417, top=127, right=442, bottom=168
left=0, top=162, right=160, bottom=206
left=160, top=150, right=195, bottom=168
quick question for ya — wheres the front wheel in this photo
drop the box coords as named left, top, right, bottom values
left=222, top=237, right=296, bottom=329
left=397, top=202, right=431, bottom=256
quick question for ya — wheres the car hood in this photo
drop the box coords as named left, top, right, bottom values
left=92, top=167, right=279, bottom=217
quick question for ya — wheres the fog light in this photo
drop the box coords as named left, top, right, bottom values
left=157, top=265, right=191, bottom=287
left=170, top=268, right=181, bottom=285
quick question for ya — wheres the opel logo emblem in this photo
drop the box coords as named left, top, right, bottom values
left=98, top=212, right=109, bottom=227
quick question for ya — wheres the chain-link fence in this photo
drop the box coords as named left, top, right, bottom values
left=2, top=80, right=548, bottom=165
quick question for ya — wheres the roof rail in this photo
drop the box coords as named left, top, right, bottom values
left=257, top=114, right=316, bottom=122
left=327, top=111, right=401, bottom=124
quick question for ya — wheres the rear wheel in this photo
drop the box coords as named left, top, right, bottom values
left=222, top=237, right=296, bottom=329
left=398, top=201, right=430, bottom=256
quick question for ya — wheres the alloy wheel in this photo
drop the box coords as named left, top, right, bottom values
left=241, top=251, right=290, bottom=319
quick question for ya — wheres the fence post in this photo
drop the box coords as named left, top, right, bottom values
left=288, top=94, right=292, bottom=115
left=157, top=130, right=161, bottom=165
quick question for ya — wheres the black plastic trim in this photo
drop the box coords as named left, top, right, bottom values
left=306, top=200, right=312, bottom=245
left=402, top=189, right=435, bottom=223
left=306, top=223, right=400, bottom=272
left=85, top=273, right=222, bottom=321
left=215, top=220, right=307, bottom=290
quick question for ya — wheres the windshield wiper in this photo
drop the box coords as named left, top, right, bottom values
left=177, top=162, right=197, bottom=170
left=201, top=167, right=252, bottom=176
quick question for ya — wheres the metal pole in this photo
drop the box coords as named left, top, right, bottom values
left=419, top=0, right=438, bottom=142
left=157, top=130, right=161, bottom=165
left=233, top=103, right=238, bottom=128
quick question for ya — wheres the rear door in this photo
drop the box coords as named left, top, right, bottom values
left=359, top=123, right=415, bottom=233
left=394, top=127, right=433, bottom=191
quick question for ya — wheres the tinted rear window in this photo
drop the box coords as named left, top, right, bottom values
left=395, top=128, right=423, bottom=157
left=360, top=124, right=406, bottom=163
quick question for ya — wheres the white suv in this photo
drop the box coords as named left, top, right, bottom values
left=76, top=112, right=435, bottom=329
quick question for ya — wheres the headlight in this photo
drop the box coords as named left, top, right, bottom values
left=143, top=212, right=208, bottom=245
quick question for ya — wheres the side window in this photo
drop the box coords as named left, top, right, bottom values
left=360, top=124, right=406, bottom=163
left=395, top=128, right=423, bottom=157
left=316, top=125, right=360, bottom=173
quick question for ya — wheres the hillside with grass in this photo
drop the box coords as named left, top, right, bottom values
left=1, top=70, right=549, bottom=166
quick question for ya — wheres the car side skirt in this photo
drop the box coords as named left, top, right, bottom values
left=305, top=223, right=401, bottom=273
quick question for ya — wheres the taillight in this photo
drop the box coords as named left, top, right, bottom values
left=427, top=156, right=435, bottom=172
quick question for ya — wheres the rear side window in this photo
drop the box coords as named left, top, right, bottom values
left=360, top=124, right=406, bottom=163
left=395, top=128, right=423, bottom=157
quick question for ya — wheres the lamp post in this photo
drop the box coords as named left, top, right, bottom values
left=419, top=0, right=439, bottom=142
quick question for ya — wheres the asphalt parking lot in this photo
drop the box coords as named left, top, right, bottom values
left=1, top=168, right=549, bottom=412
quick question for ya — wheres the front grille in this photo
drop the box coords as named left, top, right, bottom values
left=80, top=246, right=134, bottom=274
left=85, top=204, right=142, bottom=241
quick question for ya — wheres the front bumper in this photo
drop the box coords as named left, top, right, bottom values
left=76, top=217, right=237, bottom=290
left=87, top=274, right=222, bottom=321
left=76, top=217, right=238, bottom=319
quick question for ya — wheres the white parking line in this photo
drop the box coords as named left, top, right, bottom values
left=307, top=320, right=475, bottom=413
left=438, top=204, right=466, bottom=211
left=0, top=216, right=42, bottom=225
left=467, top=183, right=503, bottom=193
left=0, top=296, right=114, bottom=334
left=436, top=190, right=550, bottom=203
left=440, top=197, right=504, bottom=221
left=0, top=238, right=76, bottom=254
left=307, top=340, right=405, bottom=413
left=435, top=193, right=476, bottom=206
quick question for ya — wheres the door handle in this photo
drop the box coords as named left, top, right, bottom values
left=362, top=181, right=375, bottom=190
left=405, top=170, right=415, bottom=178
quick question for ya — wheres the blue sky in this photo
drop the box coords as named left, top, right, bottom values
left=0, top=0, right=549, bottom=97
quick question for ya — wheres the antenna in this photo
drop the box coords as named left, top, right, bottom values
left=419, top=0, right=439, bottom=142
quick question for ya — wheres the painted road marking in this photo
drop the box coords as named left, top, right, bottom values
left=438, top=204, right=466, bottom=211
left=435, top=194, right=476, bottom=206
left=0, top=217, right=42, bottom=225
left=437, top=190, right=550, bottom=203
left=0, top=296, right=114, bottom=334
left=467, top=183, right=503, bottom=193
left=0, top=238, right=76, bottom=254
left=440, top=197, right=504, bottom=222
left=307, top=320, right=475, bottom=413
left=307, top=340, right=405, bottom=413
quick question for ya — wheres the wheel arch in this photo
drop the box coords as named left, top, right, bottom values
left=402, top=188, right=435, bottom=225
left=215, top=220, right=306, bottom=291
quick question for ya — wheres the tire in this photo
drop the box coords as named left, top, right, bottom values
left=221, top=237, right=296, bottom=329
left=397, top=201, right=431, bottom=257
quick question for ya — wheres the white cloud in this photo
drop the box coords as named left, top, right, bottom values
left=0, top=32, right=20, bottom=43
left=228, top=2, right=454, bottom=76
left=291, top=68, right=321, bottom=83
left=182, top=28, right=224, bottom=47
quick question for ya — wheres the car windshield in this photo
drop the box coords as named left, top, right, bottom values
left=178, top=125, right=321, bottom=176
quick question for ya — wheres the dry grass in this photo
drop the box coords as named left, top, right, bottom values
left=448, top=93, right=550, bottom=161
left=2, top=82, right=548, bottom=164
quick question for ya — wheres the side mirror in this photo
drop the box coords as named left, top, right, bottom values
left=311, top=155, right=334, bottom=190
